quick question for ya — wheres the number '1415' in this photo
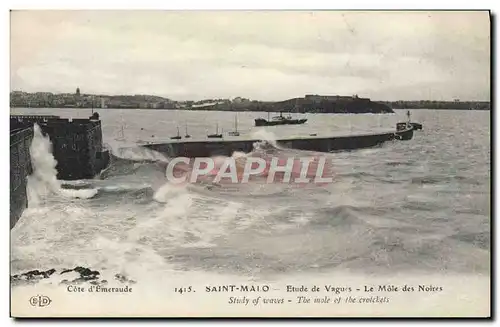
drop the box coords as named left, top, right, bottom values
left=174, top=287, right=193, bottom=294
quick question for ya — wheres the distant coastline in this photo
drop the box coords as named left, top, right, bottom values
left=10, top=91, right=490, bottom=112
left=380, top=100, right=490, bottom=111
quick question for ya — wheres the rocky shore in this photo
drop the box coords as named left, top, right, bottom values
left=11, top=266, right=136, bottom=287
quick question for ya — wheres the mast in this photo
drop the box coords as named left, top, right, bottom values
left=406, top=110, right=411, bottom=128
left=235, top=114, right=238, bottom=132
left=120, top=111, right=125, bottom=139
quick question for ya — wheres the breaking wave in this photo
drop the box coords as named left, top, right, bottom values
left=27, top=124, right=98, bottom=206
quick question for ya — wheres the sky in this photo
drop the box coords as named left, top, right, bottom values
left=10, top=10, right=490, bottom=101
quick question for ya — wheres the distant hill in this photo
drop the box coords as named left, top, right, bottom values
left=187, top=95, right=394, bottom=114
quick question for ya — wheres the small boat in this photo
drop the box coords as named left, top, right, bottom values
left=406, top=110, right=422, bottom=130
left=207, top=123, right=223, bottom=138
left=115, top=113, right=126, bottom=141
left=228, top=114, right=240, bottom=136
left=255, top=111, right=307, bottom=127
left=185, top=124, right=191, bottom=138
left=115, top=124, right=126, bottom=141
left=170, top=127, right=182, bottom=140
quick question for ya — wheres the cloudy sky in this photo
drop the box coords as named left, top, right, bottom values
left=10, top=10, right=490, bottom=101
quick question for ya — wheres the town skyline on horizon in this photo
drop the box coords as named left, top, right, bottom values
left=11, top=11, right=490, bottom=102
left=10, top=88, right=490, bottom=103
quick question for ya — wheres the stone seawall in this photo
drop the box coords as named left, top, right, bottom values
left=10, top=127, right=33, bottom=229
left=10, top=114, right=109, bottom=180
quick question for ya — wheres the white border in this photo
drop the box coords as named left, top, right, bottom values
left=4, top=0, right=499, bottom=10
left=3, top=1, right=496, bottom=326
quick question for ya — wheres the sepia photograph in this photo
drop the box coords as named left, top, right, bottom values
left=9, top=9, right=491, bottom=318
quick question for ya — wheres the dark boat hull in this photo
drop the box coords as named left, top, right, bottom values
left=410, top=122, right=423, bottom=130
left=255, top=118, right=307, bottom=126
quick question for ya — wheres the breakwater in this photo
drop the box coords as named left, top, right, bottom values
left=143, top=123, right=415, bottom=158
left=10, top=114, right=110, bottom=180
left=9, top=113, right=110, bottom=229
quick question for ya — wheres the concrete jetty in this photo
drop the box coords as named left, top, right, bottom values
left=143, top=122, right=415, bottom=158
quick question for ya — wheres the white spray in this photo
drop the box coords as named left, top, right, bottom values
left=251, top=129, right=279, bottom=148
left=27, top=124, right=97, bottom=206
left=111, top=146, right=171, bottom=163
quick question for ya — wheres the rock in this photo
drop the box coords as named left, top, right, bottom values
left=12, top=267, right=132, bottom=287
left=115, top=273, right=127, bottom=283
left=24, top=270, right=41, bottom=280
left=114, top=273, right=135, bottom=284
left=43, top=268, right=56, bottom=278
left=60, top=267, right=101, bottom=279
left=74, top=266, right=92, bottom=276
left=12, top=269, right=57, bottom=282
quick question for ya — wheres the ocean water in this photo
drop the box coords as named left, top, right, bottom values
left=9, top=108, right=491, bottom=316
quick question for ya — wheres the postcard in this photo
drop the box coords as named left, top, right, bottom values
left=10, top=9, right=491, bottom=318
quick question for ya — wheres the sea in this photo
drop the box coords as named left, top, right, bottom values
left=9, top=108, right=491, bottom=317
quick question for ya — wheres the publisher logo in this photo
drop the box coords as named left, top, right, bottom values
left=29, top=295, right=52, bottom=307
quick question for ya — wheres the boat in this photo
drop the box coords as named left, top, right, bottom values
left=255, top=111, right=307, bottom=126
left=207, top=123, right=223, bottom=138
left=115, top=125, right=125, bottom=141
left=170, top=127, right=182, bottom=140
left=405, top=110, right=422, bottom=130
left=115, top=114, right=126, bottom=141
left=228, top=114, right=240, bottom=136
left=185, top=124, right=191, bottom=138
